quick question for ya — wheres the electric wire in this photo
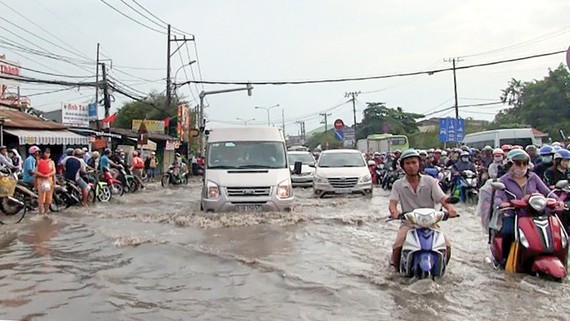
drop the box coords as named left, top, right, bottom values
left=98, top=0, right=166, bottom=34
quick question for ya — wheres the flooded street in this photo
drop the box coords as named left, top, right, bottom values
left=1, top=181, right=570, bottom=321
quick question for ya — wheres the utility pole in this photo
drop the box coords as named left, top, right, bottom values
left=101, top=63, right=111, bottom=118
left=166, top=26, right=196, bottom=111
left=95, top=43, right=100, bottom=110
left=345, top=91, right=360, bottom=138
left=444, top=58, right=463, bottom=119
left=296, top=121, right=306, bottom=144
left=166, top=25, right=171, bottom=111
left=320, top=112, right=332, bottom=134
left=282, top=108, right=285, bottom=138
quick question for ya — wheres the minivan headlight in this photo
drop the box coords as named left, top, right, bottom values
left=277, top=179, right=292, bottom=199
left=207, top=180, right=220, bottom=199
left=359, top=174, right=372, bottom=183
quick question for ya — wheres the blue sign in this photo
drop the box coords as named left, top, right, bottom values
left=88, top=103, right=98, bottom=121
left=334, top=129, right=344, bottom=141
left=438, top=117, right=465, bottom=142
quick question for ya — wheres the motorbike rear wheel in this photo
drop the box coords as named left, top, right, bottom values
left=111, top=183, right=124, bottom=196
left=161, top=174, right=170, bottom=187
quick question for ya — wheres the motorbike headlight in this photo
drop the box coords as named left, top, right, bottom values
left=518, top=228, right=529, bottom=248
left=206, top=180, right=220, bottom=199
left=359, top=174, right=372, bottom=183
left=529, top=195, right=547, bottom=212
left=277, top=179, right=292, bottom=199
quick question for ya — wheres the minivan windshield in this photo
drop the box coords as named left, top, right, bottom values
left=318, top=152, right=365, bottom=167
left=288, top=153, right=314, bottom=165
left=207, top=141, right=287, bottom=169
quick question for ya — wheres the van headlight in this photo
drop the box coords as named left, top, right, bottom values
left=359, top=174, right=372, bottom=183
left=277, top=179, right=292, bottom=199
left=313, top=175, right=328, bottom=184
left=206, top=180, right=220, bottom=199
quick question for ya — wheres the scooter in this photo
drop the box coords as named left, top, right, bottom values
left=388, top=198, right=459, bottom=279
left=489, top=181, right=568, bottom=280
left=460, top=169, right=479, bottom=204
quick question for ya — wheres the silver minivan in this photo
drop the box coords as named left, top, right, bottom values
left=201, top=127, right=294, bottom=212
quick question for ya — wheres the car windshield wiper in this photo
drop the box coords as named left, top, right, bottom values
left=236, top=164, right=271, bottom=169
left=208, top=165, right=239, bottom=169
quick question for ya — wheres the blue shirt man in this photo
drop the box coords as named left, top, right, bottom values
left=23, top=154, right=37, bottom=185
left=99, top=154, right=110, bottom=172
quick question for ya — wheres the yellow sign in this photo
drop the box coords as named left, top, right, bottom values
left=132, top=119, right=165, bottom=134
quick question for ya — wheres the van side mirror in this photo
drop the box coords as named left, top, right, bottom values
left=556, top=180, right=569, bottom=190
left=308, top=162, right=316, bottom=168
left=293, top=161, right=302, bottom=175
left=491, top=181, right=506, bottom=191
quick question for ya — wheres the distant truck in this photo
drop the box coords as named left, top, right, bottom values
left=357, top=134, right=409, bottom=154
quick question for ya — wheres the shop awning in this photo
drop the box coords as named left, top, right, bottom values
left=129, top=137, right=157, bottom=151
left=4, top=129, right=90, bottom=145
left=68, top=128, right=123, bottom=139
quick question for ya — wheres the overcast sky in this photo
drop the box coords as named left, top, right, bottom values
left=1, top=0, right=569, bottom=135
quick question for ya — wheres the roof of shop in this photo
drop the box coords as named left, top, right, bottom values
left=0, top=108, right=66, bottom=130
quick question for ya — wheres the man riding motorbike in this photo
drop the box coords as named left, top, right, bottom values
left=389, top=149, right=458, bottom=270
left=64, top=149, right=91, bottom=206
left=494, top=149, right=563, bottom=266
left=452, top=151, right=477, bottom=201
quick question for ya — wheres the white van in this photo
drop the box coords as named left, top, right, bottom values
left=201, top=127, right=294, bottom=212
left=462, top=128, right=539, bottom=149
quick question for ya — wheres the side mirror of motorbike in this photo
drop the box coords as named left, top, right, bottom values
left=491, top=181, right=506, bottom=191
left=446, top=196, right=460, bottom=204
left=293, top=161, right=302, bottom=175
left=555, top=180, right=569, bottom=190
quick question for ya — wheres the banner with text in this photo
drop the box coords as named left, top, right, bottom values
left=0, top=55, right=21, bottom=87
left=62, top=102, right=89, bottom=127
left=132, top=119, right=165, bottom=134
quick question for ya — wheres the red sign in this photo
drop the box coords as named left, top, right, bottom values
left=334, top=119, right=344, bottom=130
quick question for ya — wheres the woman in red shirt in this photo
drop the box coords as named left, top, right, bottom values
left=35, top=148, right=56, bottom=215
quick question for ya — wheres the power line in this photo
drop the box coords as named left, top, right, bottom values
left=0, top=0, right=94, bottom=62
left=0, top=60, right=94, bottom=79
left=130, top=0, right=193, bottom=36
left=98, top=0, right=166, bottom=34
left=178, top=49, right=567, bottom=86
left=118, top=0, right=165, bottom=29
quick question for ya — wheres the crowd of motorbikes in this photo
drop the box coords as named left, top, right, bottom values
left=369, top=144, right=570, bottom=282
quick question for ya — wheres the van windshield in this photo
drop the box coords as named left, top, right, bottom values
left=318, top=152, right=365, bottom=167
left=207, top=141, right=287, bottom=169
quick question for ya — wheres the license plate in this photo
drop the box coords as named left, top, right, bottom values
left=235, top=204, right=263, bottom=212
left=335, top=188, right=352, bottom=194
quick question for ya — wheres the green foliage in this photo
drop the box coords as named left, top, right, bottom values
left=306, top=131, right=344, bottom=150
left=114, top=91, right=182, bottom=129
left=489, top=64, right=570, bottom=136
left=356, top=102, right=424, bottom=140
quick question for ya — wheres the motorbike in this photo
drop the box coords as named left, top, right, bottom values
left=0, top=169, right=27, bottom=224
left=367, top=161, right=378, bottom=185
left=452, top=170, right=478, bottom=204
left=388, top=197, right=459, bottom=279
left=375, top=163, right=386, bottom=185
left=488, top=181, right=568, bottom=280
left=162, top=165, right=189, bottom=187
left=382, top=168, right=403, bottom=190
left=85, top=171, right=113, bottom=203
left=117, top=166, right=140, bottom=193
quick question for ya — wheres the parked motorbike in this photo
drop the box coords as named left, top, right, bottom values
left=388, top=197, right=459, bottom=279
left=488, top=181, right=568, bottom=280
left=0, top=169, right=26, bottom=224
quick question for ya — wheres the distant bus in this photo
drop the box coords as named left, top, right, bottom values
left=462, top=128, right=539, bottom=149
left=357, top=134, right=409, bottom=154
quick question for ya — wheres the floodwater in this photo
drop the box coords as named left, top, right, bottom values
left=0, top=181, right=569, bottom=321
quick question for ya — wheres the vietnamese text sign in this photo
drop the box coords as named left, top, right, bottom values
left=0, top=55, right=21, bottom=87
left=62, top=102, right=89, bottom=127
left=132, top=119, right=165, bottom=134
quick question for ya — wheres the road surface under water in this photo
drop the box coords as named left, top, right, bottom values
left=0, top=181, right=569, bottom=321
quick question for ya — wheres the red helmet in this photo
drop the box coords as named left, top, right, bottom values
left=501, top=144, right=512, bottom=153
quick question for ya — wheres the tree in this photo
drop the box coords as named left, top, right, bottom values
left=114, top=91, right=182, bottom=129
left=356, top=102, right=424, bottom=139
left=306, top=131, right=344, bottom=150
left=489, top=64, right=570, bottom=136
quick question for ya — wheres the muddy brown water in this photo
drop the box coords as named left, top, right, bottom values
left=0, top=181, right=569, bottom=320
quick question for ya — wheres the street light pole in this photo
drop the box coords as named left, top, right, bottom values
left=254, top=104, right=279, bottom=126
left=236, top=117, right=255, bottom=126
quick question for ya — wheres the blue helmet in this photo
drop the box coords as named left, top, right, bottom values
left=554, top=149, right=570, bottom=160
left=539, top=145, right=554, bottom=156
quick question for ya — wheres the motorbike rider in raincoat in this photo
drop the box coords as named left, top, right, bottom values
left=451, top=151, right=477, bottom=201
left=494, top=149, right=563, bottom=265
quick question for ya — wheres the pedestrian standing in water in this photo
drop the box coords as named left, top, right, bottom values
left=35, top=148, right=56, bottom=215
